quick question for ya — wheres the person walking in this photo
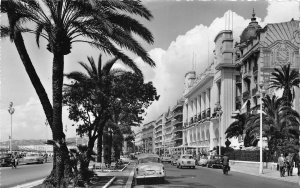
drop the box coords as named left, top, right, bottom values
left=286, top=153, right=294, bottom=176
left=11, top=154, right=17, bottom=169
left=221, top=154, right=230, bottom=175
left=278, top=153, right=286, bottom=177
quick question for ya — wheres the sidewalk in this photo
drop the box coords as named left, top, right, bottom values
left=230, top=164, right=299, bottom=184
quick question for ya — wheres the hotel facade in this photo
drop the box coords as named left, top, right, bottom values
left=182, top=14, right=300, bottom=153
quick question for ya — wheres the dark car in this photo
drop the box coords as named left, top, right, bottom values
left=207, top=155, right=223, bottom=168
left=0, top=153, right=12, bottom=167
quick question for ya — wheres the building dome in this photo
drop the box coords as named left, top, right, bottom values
left=240, top=9, right=261, bottom=43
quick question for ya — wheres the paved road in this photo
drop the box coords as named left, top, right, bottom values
left=0, top=163, right=52, bottom=188
left=133, top=163, right=299, bottom=188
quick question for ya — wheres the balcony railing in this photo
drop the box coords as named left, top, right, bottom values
left=242, top=91, right=250, bottom=100
left=252, top=86, right=258, bottom=96
left=173, top=135, right=182, bottom=140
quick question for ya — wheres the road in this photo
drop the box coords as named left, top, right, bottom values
left=0, top=162, right=52, bottom=188
left=133, top=163, right=299, bottom=188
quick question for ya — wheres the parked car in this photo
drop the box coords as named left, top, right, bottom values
left=120, top=156, right=131, bottom=163
left=198, top=155, right=208, bottom=166
left=207, top=155, right=223, bottom=168
left=0, top=153, right=12, bottom=167
left=134, top=154, right=165, bottom=185
left=23, top=153, right=44, bottom=164
left=177, top=154, right=196, bottom=169
left=161, top=155, right=172, bottom=163
left=171, top=155, right=179, bottom=166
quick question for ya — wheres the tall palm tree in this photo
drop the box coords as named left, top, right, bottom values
left=269, top=64, right=300, bottom=104
left=65, top=54, right=125, bottom=163
left=2, top=0, right=154, bottom=186
left=245, top=95, right=300, bottom=154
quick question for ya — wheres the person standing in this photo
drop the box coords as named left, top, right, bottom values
left=278, top=153, right=286, bottom=177
left=286, top=153, right=294, bottom=176
left=221, top=154, right=230, bottom=174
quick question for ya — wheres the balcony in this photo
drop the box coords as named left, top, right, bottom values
left=173, top=135, right=183, bottom=140
left=243, top=72, right=252, bottom=80
left=173, top=111, right=183, bottom=118
left=206, top=108, right=211, bottom=118
left=173, top=126, right=183, bottom=132
left=242, top=91, right=250, bottom=100
left=252, top=87, right=258, bottom=96
left=253, top=66, right=258, bottom=74
left=198, top=113, right=201, bottom=121
left=236, top=76, right=242, bottom=85
left=202, top=111, right=206, bottom=119
left=184, top=122, right=188, bottom=127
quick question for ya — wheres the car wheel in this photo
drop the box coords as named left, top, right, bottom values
left=193, top=166, right=195, bottom=169
left=180, top=164, right=183, bottom=169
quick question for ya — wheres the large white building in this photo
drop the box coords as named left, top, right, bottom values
left=182, top=14, right=300, bottom=154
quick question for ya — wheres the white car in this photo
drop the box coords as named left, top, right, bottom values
left=22, top=153, right=44, bottom=164
left=134, top=154, right=165, bottom=185
left=161, top=155, right=172, bottom=163
left=120, top=156, right=131, bottom=164
left=177, top=154, right=196, bottom=169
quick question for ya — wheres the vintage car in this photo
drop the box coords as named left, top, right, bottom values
left=207, top=155, right=223, bottom=168
left=0, top=153, right=12, bottom=167
left=198, top=155, right=208, bottom=166
left=120, top=156, right=131, bottom=164
left=134, top=154, right=165, bottom=185
left=171, top=155, right=179, bottom=166
left=23, top=153, right=44, bottom=164
left=161, top=155, right=172, bottom=163
left=177, top=154, right=196, bottom=169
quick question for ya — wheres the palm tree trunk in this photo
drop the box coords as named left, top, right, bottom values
left=43, top=52, right=72, bottom=187
left=13, top=31, right=53, bottom=127
left=97, top=128, right=103, bottom=162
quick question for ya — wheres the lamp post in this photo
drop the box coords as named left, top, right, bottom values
left=258, top=82, right=266, bottom=174
left=8, top=102, right=15, bottom=153
left=216, top=106, right=223, bottom=156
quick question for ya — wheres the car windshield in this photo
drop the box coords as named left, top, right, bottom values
left=139, top=157, right=160, bottom=163
left=182, top=156, right=193, bottom=159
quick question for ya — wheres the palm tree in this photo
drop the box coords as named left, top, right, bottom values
left=2, top=1, right=154, bottom=186
left=225, top=112, right=254, bottom=147
left=269, top=64, right=300, bottom=104
left=245, top=95, right=300, bottom=154
left=65, top=54, right=126, bottom=163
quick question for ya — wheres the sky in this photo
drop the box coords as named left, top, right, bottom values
left=0, top=0, right=299, bottom=141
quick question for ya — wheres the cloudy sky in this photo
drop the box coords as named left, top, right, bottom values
left=1, top=0, right=299, bottom=141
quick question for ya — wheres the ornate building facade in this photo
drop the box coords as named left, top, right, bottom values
left=182, top=13, right=300, bottom=152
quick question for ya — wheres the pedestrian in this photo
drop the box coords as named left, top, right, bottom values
left=221, top=154, right=230, bottom=174
left=11, top=154, right=17, bottom=169
left=286, top=153, right=294, bottom=176
left=278, top=153, right=286, bottom=177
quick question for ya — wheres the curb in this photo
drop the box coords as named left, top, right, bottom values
left=231, top=168, right=299, bottom=184
left=102, top=176, right=116, bottom=188
left=125, top=166, right=135, bottom=188
left=93, top=164, right=128, bottom=173
left=11, top=179, right=44, bottom=188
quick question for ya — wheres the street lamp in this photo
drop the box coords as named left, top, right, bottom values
left=258, top=82, right=266, bottom=174
left=8, top=102, right=15, bottom=153
left=216, top=105, right=223, bottom=156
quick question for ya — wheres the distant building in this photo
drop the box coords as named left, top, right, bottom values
left=134, top=129, right=143, bottom=152
left=171, top=99, right=184, bottom=149
left=164, top=108, right=174, bottom=154
left=142, top=121, right=155, bottom=153
left=154, top=113, right=165, bottom=155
